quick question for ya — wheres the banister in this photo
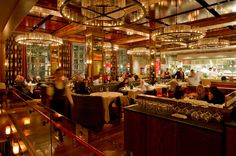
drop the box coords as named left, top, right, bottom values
left=12, top=89, right=105, bottom=156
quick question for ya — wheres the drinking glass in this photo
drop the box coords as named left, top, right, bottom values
left=99, top=87, right=103, bottom=92
left=106, top=86, right=109, bottom=92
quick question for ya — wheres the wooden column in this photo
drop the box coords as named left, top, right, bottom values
left=110, top=47, right=118, bottom=81
left=130, top=55, right=133, bottom=74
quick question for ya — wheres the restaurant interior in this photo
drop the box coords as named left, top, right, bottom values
left=1, top=0, right=236, bottom=155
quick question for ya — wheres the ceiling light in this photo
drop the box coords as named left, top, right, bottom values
left=127, top=47, right=153, bottom=55
left=189, top=38, right=230, bottom=49
left=15, top=32, right=63, bottom=46
left=151, top=25, right=206, bottom=43
left=57, top=0, right=146, bottom=27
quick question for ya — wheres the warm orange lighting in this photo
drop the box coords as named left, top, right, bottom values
left=12, top=142, right=20, bottom=154
left=11, top=125, right=17, bottom=133
left=5, top=126, right=11, bottom=135
left=23, top=118, right=31, bottom=125
left=19, top=141, right=27, bottom=152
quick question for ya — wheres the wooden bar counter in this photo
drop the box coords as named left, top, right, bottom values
left=124, top=104, right=236, bottom=156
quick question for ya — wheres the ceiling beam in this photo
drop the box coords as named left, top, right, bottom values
left=63, top=37, right=85, bottom=43
left=31, top=15, right=53, bottom=31
left=195, top=0, right=220, bottom=17
left=112, top=35, right=148, bottom=45
left=185, top=12, right=236, bottom=27
left=54, top=23, right=86, bottom=37
left=206, top=27, right=236, bottom=38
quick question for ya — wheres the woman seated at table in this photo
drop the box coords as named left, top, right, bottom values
left=207, top=86, right=225, bottom=104
left=187, top=84, right=208, bottom=101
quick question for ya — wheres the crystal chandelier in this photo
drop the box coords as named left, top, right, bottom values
left=151, top=25, right=206, bottom=43
left=151, top=0, right=205, bottom=44
left=161, top=41, right=187, bottom=50
left=57, top=0, right=146, bottom=27
left=15, top=32, right=63, bottom=46
left=189, top=38, right=230, bottom=49
left=127, top=47, right=154, bottom=55
left=103, top=42, right=119, bottom=51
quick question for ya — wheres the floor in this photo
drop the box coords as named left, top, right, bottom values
left=1, top=95, right=125, bottom=156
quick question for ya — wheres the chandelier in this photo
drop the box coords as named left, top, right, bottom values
left=127, top=47, right=154, bottom=55
left=151, top=25, right=206, bottom=43
left=15, top=32, right=63, bottom=46
left=189, top=38, right=230, bottom=49
left=57, top=0, right=146, bottom=27
left=151, top=0, right=205, bottom=44
left=161, top=41, right=187, bottom=50
left=103, top=42, right=119, bottom=51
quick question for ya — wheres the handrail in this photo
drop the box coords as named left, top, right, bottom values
left=12, top=88, right=105, bottom=156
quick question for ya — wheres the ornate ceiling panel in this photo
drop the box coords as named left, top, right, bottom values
left=10, top=0, right=236, bottom=49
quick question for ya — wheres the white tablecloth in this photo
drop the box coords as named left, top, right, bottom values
left=121, top=87, right=144, bottom=99
left=27, top=83, right=37, bottom=93
left=90, top=92, right=123, bottom=122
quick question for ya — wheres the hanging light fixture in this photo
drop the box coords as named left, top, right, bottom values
left=15, top=32, right=63, bottom=46
left=103, top=42, right=119, bottom=51
left=151, top=0, right=205, bottom=44
left=151, top=25, right=205, bottom=43
left=57, top=0, right=146, bottom=27
left=161, top=41, right=187, bottom=50
left=189, top=37, right=230, bottom=49
left=127, top=47, right=154, bottom=55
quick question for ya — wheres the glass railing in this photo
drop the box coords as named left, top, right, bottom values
left=4, top=87, right=109, bottom=156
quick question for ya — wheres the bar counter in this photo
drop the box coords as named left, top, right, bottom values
left=124, top=104, right=236, bottom=156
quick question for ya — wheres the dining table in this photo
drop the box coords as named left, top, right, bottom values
left=90, top=91, right=123, bottom=123
left=26, top=83, right=37, bottom=94
left=120, top=86, right=145, bottom=99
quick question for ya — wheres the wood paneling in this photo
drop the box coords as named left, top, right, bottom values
left=124, top=109, right=224, bottom=156
left=146, top=116, right=177, bottom=156
left=124, top=110, right=146, bottom=156
left=176, top=124, right=223, bottom=156
left=226, top=126, right=236, bottom=156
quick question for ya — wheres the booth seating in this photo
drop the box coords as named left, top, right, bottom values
left=72, top=93, right=128, bottom=130
left=72, top=94, right=105, bottom=131
left=211, top=81, right=236, bottom=95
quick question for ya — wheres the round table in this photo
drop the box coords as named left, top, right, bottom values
left=90, top=92, right=123, bottom=123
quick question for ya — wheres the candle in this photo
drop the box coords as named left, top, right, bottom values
left=5, top=126, right=11, bottom=135
left=13, top=142, right=20, bottom=154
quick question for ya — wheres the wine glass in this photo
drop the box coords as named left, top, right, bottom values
left=99, top=87, right=103, bottom=92
left=106, top=86, right=109, bottom=92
